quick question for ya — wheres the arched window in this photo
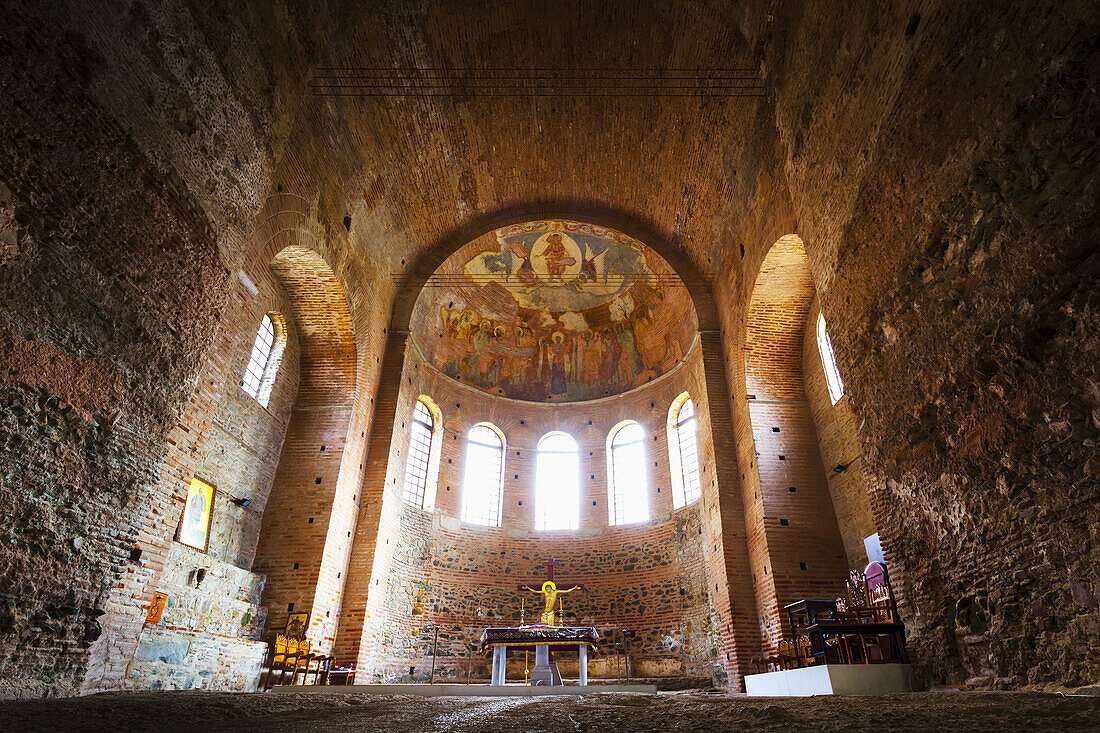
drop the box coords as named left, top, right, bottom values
left=402, top=398, right=438, bottom=508
left=462, top=423, right=505, bottom=527
left=668, top=393, right=702, bottom=509
left=242, top=312, right=286, bottom=407
left=607, top=421, right=649, bottom=526
left=817, top=313, right=845, bottom=404
left=535, top=432, right=579, bottom=531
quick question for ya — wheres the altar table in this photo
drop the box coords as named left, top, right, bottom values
left=479, top=625, right=599, bottom=686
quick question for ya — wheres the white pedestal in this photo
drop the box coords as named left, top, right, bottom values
left=529, top=644, right=555, bottom=686
left=490, top=645, right=507, bottom=686
left=745, top=664, right=915, bottom=696
left=578, top=644, right=588, bottom=686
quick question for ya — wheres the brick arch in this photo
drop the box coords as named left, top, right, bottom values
left=745, top=234, right=815, bottom=400
left=387, top=201, right=717, bottom=333
left=251, top=195, right=364, bottom=651
left=342, top=201, right=763, bottom=689
left=738, top=234, right=849, bottom=652
left=269, top=246, right=356, bottom=406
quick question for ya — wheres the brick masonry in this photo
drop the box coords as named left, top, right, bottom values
left=337, top=337, right=727, bottom=683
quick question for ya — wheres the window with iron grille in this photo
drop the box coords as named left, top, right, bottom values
left=242, top=313, right=285, bottom=407
left=461, top=423, right=505, bottom=527
left=535, top=432, right=579, bottom=531
left=674, top=398, right=702, bottom=507
left=608, top=421, right=649, bottom=526
left=402, top=400, right=435, bottom=508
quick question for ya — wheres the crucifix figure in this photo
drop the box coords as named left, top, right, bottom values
left=519, top=558, right=583, bottom=626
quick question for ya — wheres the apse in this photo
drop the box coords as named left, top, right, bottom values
left=333, top=219, right=730, bottom=683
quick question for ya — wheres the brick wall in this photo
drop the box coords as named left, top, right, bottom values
left=803, top=300, right=877, bottom=568
left=338, top=337, right=730, bottom=683
left=728, top=235, right=852, bottom=652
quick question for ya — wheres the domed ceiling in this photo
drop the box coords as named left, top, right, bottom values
left=409, top=219, right=698, bottom=402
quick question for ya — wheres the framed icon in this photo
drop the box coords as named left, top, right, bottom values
left=146, top=592, right=168, bottom=624
left=179, top=477, right=215, bottom=551
left=284, top=611, right=310, bottom=640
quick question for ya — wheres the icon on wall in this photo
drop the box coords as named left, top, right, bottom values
left=284, top=611, right=310, bottom=640
left=145, top=592, right=168, bottom=624
left=179, top=477, right=215, bottom=551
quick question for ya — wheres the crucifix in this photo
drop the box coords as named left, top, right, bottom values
left=519, top=558, right=584, bottom=626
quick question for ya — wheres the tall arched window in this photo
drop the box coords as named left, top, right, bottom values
left=462, top=423, right=505, bottom=527
left=608, top=421, right=649, bottom=525
left=402, top=398, right=438, bottom=508
left=817, top=312, right=845, bottom=404
left=242, top=312, right=286, bottom=407
left=535, top=432, right=579, bottom=531
left=668, top=393, right=702, bottom=509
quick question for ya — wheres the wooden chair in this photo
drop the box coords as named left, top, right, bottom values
left=301, top=651, right=333, bottom=685
left=285, top=638, right=312, bottom=685
left=777, top=639, right=797, bottom=670
left=795, top=634, right=814, bottom=667
left=262, top=636, right=290, bottom=690
left=264, top=636, right=325, bottom=689
left=846, top=570, right=869, bottom=610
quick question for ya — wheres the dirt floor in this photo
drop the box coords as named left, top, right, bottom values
left=2, top=690, right=1098, bottom=732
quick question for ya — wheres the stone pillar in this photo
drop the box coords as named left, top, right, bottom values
left=530, top=644, right=553, bottom=685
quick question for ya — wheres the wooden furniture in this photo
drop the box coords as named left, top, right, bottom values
left=262, top=636, right=334, bottom=689
left=799, top=621, right=907, bottom=665
left=327, top=664, right=356, bottom=685
left=776, top=563, right=908, bottom=670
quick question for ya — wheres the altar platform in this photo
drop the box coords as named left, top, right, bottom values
left=745, top=664, right=915, bottom=696
left=269, top=683, right=657, bottom=696
left=480, top=625, right=599, bottom=686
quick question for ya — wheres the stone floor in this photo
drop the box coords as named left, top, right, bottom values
left=2, top=690, right=1098, bottom=732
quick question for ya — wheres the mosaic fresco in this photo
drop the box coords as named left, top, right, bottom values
left=412, top=220, right=697, bottom=402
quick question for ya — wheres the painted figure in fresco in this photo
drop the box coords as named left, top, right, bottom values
left=509, top=324, right=538, bottom=390
left=540, top=233, right=576, bottom=284
left=577, top=245, right=599, bottom=285
left=601, top=327, right=621, bottom=384
left=548, top=331, right=571, bottom=396
left=615, top=322, right=638, bottom=384
left=509, top=239, right=538, bottom=287
left=579, top=330, right=601, bottom=384
left=465, top=318, right=492, bottom=374
left=632, top=307, right=659, bottom=365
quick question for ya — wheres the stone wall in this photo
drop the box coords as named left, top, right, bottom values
left=125, top=543, right=267, bottom=691
left=766, top=0, right=1099, bottom=688
left=0, top=17, right=234, bottom=696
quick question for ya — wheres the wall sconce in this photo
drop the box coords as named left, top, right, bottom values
left=232, top=496, right=252, bottom=507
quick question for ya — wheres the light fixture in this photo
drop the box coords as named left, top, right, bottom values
left=232, top=496, right=252, bottom=507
